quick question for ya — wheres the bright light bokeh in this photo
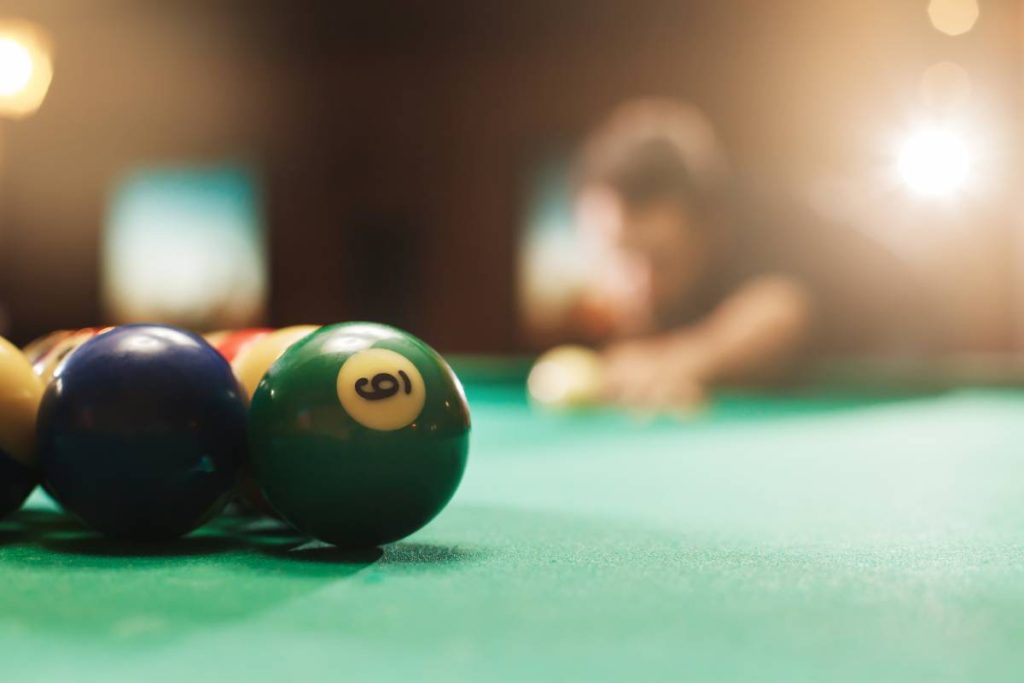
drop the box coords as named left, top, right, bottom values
left=927, top=0, right=979, bottom=37
left=0, top=21, right=53, bottom=118
left=897, top=126, right=971, bottom=198
left=0, top=37, right=33, bottom=96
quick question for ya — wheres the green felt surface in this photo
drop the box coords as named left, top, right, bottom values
left=3, top=369, right=1024, bottom=682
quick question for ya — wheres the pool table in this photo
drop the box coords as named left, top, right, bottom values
left=3, top=359, right=1024, bottom=682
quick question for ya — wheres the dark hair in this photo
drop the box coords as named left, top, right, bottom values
left=598, top=138, right=700, bottom=207
left=578, top=99, right=727, bottom=214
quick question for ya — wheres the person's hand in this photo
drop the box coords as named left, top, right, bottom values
left=601, top=334, right=711, bottom=412
left=598, top=276, right=812, bottom=413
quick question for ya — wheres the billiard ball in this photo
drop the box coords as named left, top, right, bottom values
left=22, top=330, right=72, bottom=369
left=231, top=325, right=319, bottom=397
left=226, top=325, right=318, bottom=515
left=0, top=336, right=44, bottom=518
left=22, top=328, right=106, bottom=507
left=34, top=327, right=111, bottom=384
left=203, top=330, right=231, bottom=349
left=527, top=345, right=606, bottom=409
left=207, top=328, right=272, bottom=363
left=37, top=324, right=249, bottom=540
left=249, top=322, right=470, bottom=548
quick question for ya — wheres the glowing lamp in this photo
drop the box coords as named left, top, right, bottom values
left=897, top=126, right=971, bottom=198
left=0, top=21, right=52, bottom=119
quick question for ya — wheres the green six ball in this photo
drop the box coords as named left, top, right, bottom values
left=249, top=322, right=470, bottom=549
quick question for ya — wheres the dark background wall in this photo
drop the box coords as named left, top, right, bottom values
left=0, top=0, right=1020, bottom=351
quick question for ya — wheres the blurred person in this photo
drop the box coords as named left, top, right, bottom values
left=565, top=99, right=938, bottom=408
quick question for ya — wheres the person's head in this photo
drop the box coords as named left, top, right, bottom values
left=576, top=99, right=728, bottom=328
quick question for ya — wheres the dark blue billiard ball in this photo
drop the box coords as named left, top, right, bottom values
left=0, top=454, right=36, bottom=519
left=37, top=324, right=249, bottom=540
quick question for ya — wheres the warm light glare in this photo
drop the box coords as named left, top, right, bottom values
left=927, top=0, right=979, bottom=36
left=0, top=21, right=53, bottom=119
left=0, top=38, right=32, bottom=96
left=897, top=126, right=971, bottom=198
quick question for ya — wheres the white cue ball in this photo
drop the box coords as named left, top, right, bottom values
left=527, top=345, right=605, bottom=410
